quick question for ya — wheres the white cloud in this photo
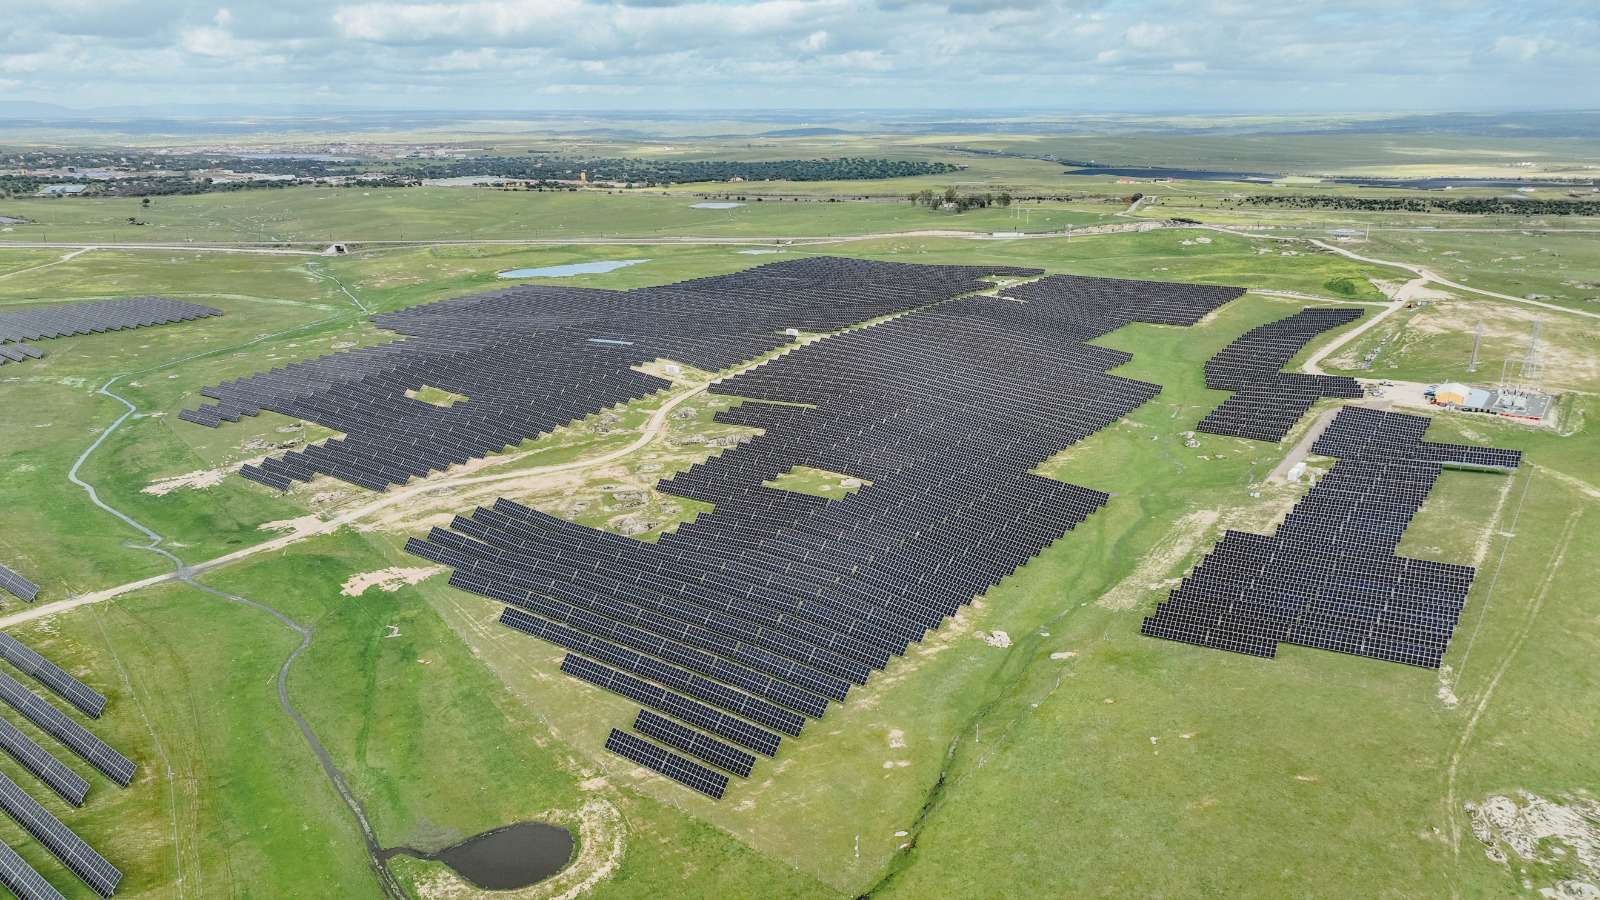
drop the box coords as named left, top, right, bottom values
left=0, top=0, right=1591, bottom=111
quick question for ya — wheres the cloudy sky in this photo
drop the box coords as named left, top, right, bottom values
left=2, top=0, right=1595, bottom=111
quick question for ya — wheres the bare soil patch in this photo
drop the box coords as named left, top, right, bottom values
left=341, top=566, right=446, bottom=597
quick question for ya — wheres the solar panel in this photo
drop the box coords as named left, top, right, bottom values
left=1196, top=307, right=1365, bottom=442
left=0, top=297, right=221, bottom=368
left=0, top=771, right=120, bottom=897
left=0, top=837, right=65, bottom=900
left=0, top=718, right=90, bottom=807
left=0, top=670, right=134, bottom=785
left=0, top=632, right=106, bottom=718
left=1144, top=407, right=1520, bottom=667
left=561, top=654, right=782, bottom=757
left=0, top=565, right=40, bottom=603
left=604, top=729, right=728, bottom=799
left=395, top=263, right=1254, bottom=794
left=633, top=709, right=756, bottom=778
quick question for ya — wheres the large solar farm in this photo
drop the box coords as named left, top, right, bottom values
left=1, top=127, right=1599, bottom=900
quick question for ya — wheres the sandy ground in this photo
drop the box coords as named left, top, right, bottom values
left=140, top=450, right=283, bottom=495
left=975, top=629, right=1011, bottom=648
left=141, top=468, right=229, bottom=496
left=1468, top=791, right=1600, bottom=898
left=1401, top=296, right=1600, bottom=388
left=340, top=566, right=445, bottom=597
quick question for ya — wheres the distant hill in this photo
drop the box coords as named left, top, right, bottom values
left=0, top=101, right=85, bottom=119
left=759, top=128, right=860, bottom=137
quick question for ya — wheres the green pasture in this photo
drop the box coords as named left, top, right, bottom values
left=1358, top=230, right=1600, bottom=311
left=0, top=187, right=1121, bottom=245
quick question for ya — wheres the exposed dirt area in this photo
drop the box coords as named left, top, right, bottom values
left=140, top=468, right=228, bottom=496
left=1468, top=791, right=1600, bottom=898
left=1335, top=293, right=1600, bottom=390
left=141, top=449, right=288, bottom=496
left=1361, top=378, right=1560, bottom=429
left=258, top=515, right=321, bottom=534
left=1436, top=665, right=1461, bottom=709
left=357, top=467, right=595, bottom=536
left=340, top=566, right=445, bottom=597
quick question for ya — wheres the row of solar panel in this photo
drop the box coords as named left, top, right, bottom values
left=0, top=565, right=40, bottom=603
left=1196, top=307, right=1366, bottom=443
left=183, top=257, right=1043, bottom=495
left=414, top=269, right=1251, bottom=798
left=1143, top=406, right=1520, bottom=667
left=0, top=628, right=129, bottom=897
left=0, top=297, right=221, bottom=368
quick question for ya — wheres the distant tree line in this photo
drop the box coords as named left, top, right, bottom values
left=1239, top=194, right=1600, bottom=216
left=0, top=175, right=71, bottom=198
left=392, top=157, right=964, bottom=185
left=907, top=187, right=1014, bottom=211
left=96, top=177, right=407, bottom=197
left=1, top=175, right=406, bottom=199
left=0, top=150, right=345, bottom=177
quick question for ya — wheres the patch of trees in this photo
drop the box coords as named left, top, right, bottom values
left=1240, top=194, right=1600, bottom=216
left=1322, top=277, right=1360, bottom=297
left=0, top=150, right=345, bottom=178
left=0, top=175, right=60, bottom=198
left=907, top=188, right=1014, bottom=211
left=93, top=177, right=407, bottom=198
left=393, top=157, right=964, bottom=185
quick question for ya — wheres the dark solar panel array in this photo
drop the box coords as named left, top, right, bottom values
left=0, top=670, right=134, bottom=786
left=604, top=729, right=729, bottom=799
left=0, top=838, right=65, bottom=900
left=0, top=565, right=40, bottom=603
left=408, top=267, right=1247, bottom=796
left=1196, top=307, right=1366, bottom=442
left=0, top=718, right=90, bottom=807
left=0, top=297, right=221, bottom=367
left=632, top=709, right=755, bottom=778
left=0, top=772, right=120, bottom=897
left=179, top=257, right=1040, bottom=492
left=1143, top=406, right=1521, bottom=667
left=0, top=632, right=106, bottom=719
left=0, top=592, right=131, bottom=893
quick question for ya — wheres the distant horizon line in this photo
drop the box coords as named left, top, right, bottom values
left=3, top=100, right=1598, bottom=118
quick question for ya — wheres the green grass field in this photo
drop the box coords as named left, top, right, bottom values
left=1, top=180, right=1597, bottom=899
left=0, top=187, right=1126, bottom=245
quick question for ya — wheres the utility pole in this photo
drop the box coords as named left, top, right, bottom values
left=1521, top=319, right=1543, bottom=391
left=1467, top=321, right=1484, bottom=373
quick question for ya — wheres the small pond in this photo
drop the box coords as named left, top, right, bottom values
left=691, top=202, right=745, bottom=209
left=498, top=259, right=649, bottom=278
left=383, top=822, right=575, bottom=890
